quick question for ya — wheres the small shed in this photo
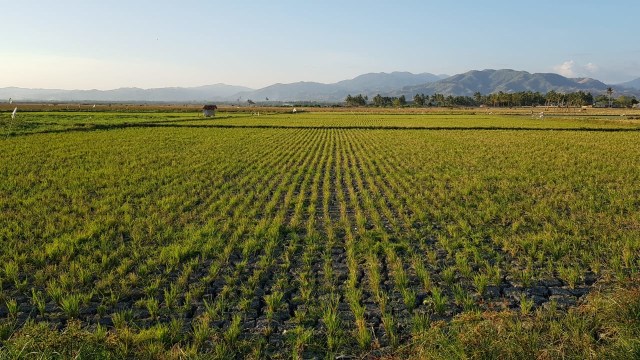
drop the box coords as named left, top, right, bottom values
left=202, top=104, right=218, bottom=117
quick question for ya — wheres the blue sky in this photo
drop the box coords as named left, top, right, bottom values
left=1, top=0, right=638, bottom=89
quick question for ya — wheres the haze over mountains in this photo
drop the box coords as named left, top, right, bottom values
left=2, top=70, right=638, bottom=103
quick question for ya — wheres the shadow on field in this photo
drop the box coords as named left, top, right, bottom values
left=4, top=121, right=640, bottom=138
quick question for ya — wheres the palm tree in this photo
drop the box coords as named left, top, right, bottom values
left=607, top=87, right=613, bottom=108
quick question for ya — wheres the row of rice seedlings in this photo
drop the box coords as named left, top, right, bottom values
left=348, top=130, right=422, bottom=346
left=285, top=130, right=328, bottom=354
left=210, top=132, right=313, bottom=265
left=334, top=132, right=371, bottom=350
left=320, top=130, right=338, bottom=294
left=356, top=131, right=500, bottom=323
left=353, top=130, right=464, bottom=321
left=219, top=130, right=323, bottom=346
left=363, top=130, right=640, bottom=292
left=111, top=129, right=313, bottom=348
left=339, top=130, right=401, bottom=348
left=223, top=129, right=328, bottom=356
left=289, top=130, right=336, bottom=354
left=351, top=133, right=450, bottom=324
left=349, top=130, right=424, bottom=315
left=240, top=130, right=328, bottom=355
left=22, top=131, right=263, bottom=320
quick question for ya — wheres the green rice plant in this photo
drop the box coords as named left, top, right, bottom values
left=264, top=290, right=284, bottom=319
left=208, top=261, right=221, bottom=279
left=441, top=266, right=457, bottom=286
left=382, top=312, right=398, bottom=347
left=514, top=268, right=534, bottom=288
left=46, top=281, right=64, bottom=304
left=134, top=323, right=170, bottom=345
left=610, top=257, right=626, bottom=282
left=290, top=325, right=314, bottom=360
left=430, top=287, right=448, bottom=316
left=393, top=266, right=409, bottom=291
left=30, top=288, right=46, bottom=317
left=93, top=323, right=108, bottom=343
left=97, top=303, right=107, bottom=317
left=191, top=315, right=211, bottom=348
left=112, top=309, right=133, bottom=329
left=355, top=314, right=371, bottom=349
left=144, top=297, right=159, bottom=319
left=322, top=295, right=342, bottom=351
left=144, top=278, right=161, bottom=297
left=520, top=296, right=534, bottom=315
left=412, top=255, right=432, bottom=287
left=473, top=273, right=489, bottom=296
left=293, top=307, right=308, bottom=326
left=237, top=296, right=252, bottom=312
left=487, top=263, right=503, bottom=286
left=168, top=317, right=184, bottom=343
left=367, top=255, right=382, bottom=300
left=378, top=292, right=389, bottom=314
left=412, top=312, right=431, bottom=336
left=558, top=265, right=582, bottom=289
left=6, top=298, right=18, bottom=319
left=224, top=313, right=242, bottom=346
left=60, top=293, right=81, bottom=318
left=455, top=253, right=473, bottom=279
left=452, top=284, right=467, bottom=307
left=163, top=283, right=179, bottom=309
left=402, top=288, right=417, bottom=310
left=3, top=261, right=19, bottom=285
left=589, top=256, right=602, bottom=276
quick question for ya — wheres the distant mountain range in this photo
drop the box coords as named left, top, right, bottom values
left=618, top=77, right=640, bottom=90
left=1, top=70, right=638, bottom=103
left=397, top=69, right=632, bottom=98
left=233, top=72, right=446, bottom=102
left=0, top=84, right=252, bottom=103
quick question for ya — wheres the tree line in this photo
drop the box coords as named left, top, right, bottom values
left=345, top=90, right=638, bottom=108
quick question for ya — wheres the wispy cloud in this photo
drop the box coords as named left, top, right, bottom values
left=553, top=60, right=599, bottom=78
left=553, top=60, right=577, bottom=77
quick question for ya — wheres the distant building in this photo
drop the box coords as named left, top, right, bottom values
left=202, top=104, right=218, bottom=117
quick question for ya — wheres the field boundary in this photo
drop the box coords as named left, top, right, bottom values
left=4, top=121, right=640, bottom=138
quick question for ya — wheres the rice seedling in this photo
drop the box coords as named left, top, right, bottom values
left=191, top=315, right=211, bottom=348
left=289, top=325, right=314, bottom=360
left=473, top=273, right=489, bottom=296
left=144, top=297, right=160, bottom=319
left=520, top=296, right=535, bottom=316
left=163, top=283, right=179, bottom=309
left=430, top=287, right=448, bottom=316
left=264, top=291, right=284, bottom=320
left=60, top=294, right=82, bottom=318
left=224, top=313, right=242, bottom=346
left=30, top=288, right=46, bottom=317
left=112, top=310, right=133, bottom=329
left=322, top=294, right=342, bottom=351
left=6, top=298, right=18, bottom=319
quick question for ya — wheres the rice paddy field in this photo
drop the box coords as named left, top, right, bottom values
left=1, top=108, right=639, bottom=359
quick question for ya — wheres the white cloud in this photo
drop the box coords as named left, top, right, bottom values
left=553, top=60, right=576, bottom=77
left=584, top=62, right=598, bottom=73
left=553, top=60, right=601, bottom=78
